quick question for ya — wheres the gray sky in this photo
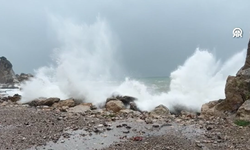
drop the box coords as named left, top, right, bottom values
left=0, top=0, right=249, bottom=77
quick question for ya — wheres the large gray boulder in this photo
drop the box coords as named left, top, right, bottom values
left=236, top=100, right=250, bottom=121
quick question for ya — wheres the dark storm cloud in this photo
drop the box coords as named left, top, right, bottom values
left=0, top=0, right=249, bottom=77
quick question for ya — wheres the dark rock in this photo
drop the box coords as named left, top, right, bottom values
left=16, top=73, right=33, bottom=83
left=8, top=94, right=21, bottom=102
left=106, top=127, right=112, bottom=130
left=123, top=130, right=130, bottom=134
left=129, top=102, right=141, bottom=112
left=107, top=95, right=137, bottom=106
left=27, top=97, right=60, bottom=107
left=0, top=56, right=18, bottom=84
left=152, top=124, right=160, bottom=128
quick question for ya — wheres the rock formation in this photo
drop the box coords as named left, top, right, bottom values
left=16, top=73, right=33, bottom=82
left=202, top=39, right=250, bottom=118
left=0, top=56, right=18, bottom=84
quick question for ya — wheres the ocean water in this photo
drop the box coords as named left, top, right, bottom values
left=16, top=16, right=246, bottom=112
left=136, top=77, right=171, bottom=93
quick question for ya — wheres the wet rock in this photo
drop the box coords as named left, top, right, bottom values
left=8, top=94, right=21, bottom=102
left=129, top=102, right=141, bottom=111
left=52, top=99, right=76, bottom=108
left=107, top=95, right=137, bottom=106
left=150, top=104, right=170, bottom=117
left=236, top=100, right=250, bottom=121
left=68, top=104, right=91, bottom=113
left=27, top=97, right=60, bottom=107
left=106, top=100, right=125, bottom=113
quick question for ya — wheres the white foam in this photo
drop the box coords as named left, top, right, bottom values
left=20, top=16, right=246, bottom=112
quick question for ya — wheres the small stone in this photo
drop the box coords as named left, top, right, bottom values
left=122, top=123, right=127, bottom=127
left=206, top=125, right=213, bottom=131
left=116, top=125, right=122, bottom=128
left=107, top=127, right=112, bottom=131
left=152, top=124, right=160, bottom=128
left=123, top=130, right=130, bottom=134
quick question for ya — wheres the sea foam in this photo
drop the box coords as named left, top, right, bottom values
left=20, top=16, right=246, bottom=112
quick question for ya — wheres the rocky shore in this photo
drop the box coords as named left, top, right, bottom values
left=0, top=99, right=250, bottom=150
left=1, top=39, right=250, bottom=149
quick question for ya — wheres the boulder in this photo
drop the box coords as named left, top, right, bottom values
left=0, top=56, right=18, bottom=84
left=27, top=97, right=60, bottom=107
left=150, top=104, right=170, bottom=117
left=105, top=100, right=125, bottom=113
left=68, top=104, right=91, bottom=113
left=8, top=94, right=21, bottom=102
left=215, top=76, right=247, bottom=112
left=201, top=100, right=223, bottom=117
left=236, top=100, right=250, bottom=121
left=52, top=99, right=76, bottom=108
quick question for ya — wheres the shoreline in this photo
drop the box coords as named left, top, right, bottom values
left=0, top=103, right=249, bottom=150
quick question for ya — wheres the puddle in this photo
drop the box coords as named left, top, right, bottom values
left=30, top=119, right=204, bottom=150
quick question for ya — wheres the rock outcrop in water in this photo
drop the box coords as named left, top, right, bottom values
left=0, top=56, right=18, bottom=84
left=16, top=73, right=33, bottom=83
left=0, top=57, right=33, bottom=86
left=202, top=39, right=250, bottom=119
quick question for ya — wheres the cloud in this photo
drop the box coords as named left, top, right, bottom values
left=0, top=0, right=249, bottom=77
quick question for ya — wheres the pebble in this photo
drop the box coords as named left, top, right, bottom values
left=152, top=124, right=160, bottom=128
left=107, top=127, right=113, bottom=130
left=123, top=130, right=130, bottom=134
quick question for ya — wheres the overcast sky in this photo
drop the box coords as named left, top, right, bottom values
left=0, top=0, right=249, bottom=77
